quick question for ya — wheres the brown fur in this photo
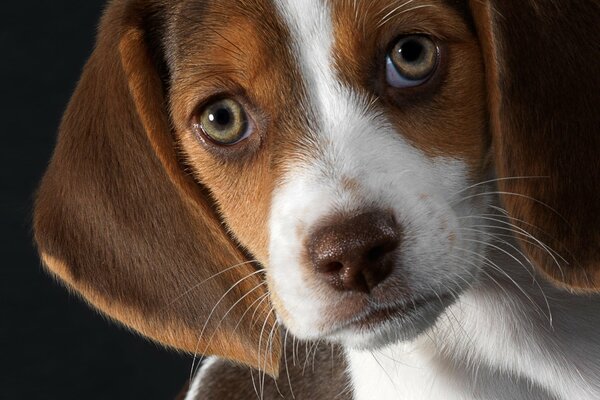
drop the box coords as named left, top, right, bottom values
left=168, top=0, right=304, bottom=264
left=191, top=338, right=351, bottom=399
left=331, top=0, right=488, bottom=174
left=33, top=0, right=600, bottom=393
left=470, top=0, right=600, bottom=290
left=34, top=0, right=281, bottom=374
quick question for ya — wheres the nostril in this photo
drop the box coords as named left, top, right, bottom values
left=366, top=245, right=386, bottom=262
left=307, top=209, right=402, bottom=292
left=322, top=261, right=344, bottom=274
left=366, top=238, right=399, bottom=262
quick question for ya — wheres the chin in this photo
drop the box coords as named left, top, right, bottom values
left=326, top=296, right=455, bottom=350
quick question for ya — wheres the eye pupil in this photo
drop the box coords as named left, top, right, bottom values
left=210, top=107, right=232, bottom=127
left=399, top=40, right=424, bottom=63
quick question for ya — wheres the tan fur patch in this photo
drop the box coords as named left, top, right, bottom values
left=330, top=0, right=488, bottom=175
left=169, top=0, right=311, bottom=263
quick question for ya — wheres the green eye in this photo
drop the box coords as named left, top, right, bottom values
left=196, top=98, right=250, bottom=145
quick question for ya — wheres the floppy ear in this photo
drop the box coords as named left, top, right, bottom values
left=33, top=0, right=280, bottom=374
left=470, top=1, right=600, bottom=290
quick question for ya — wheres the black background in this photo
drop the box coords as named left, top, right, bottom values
left=2, top=1, right=192, bottom=399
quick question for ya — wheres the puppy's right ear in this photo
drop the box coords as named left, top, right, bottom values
left=470, top=0, right=600, bottom=290
left=34, top=0, right=279, bottom=374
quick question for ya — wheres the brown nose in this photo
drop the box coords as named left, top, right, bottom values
left=307, top=211, right=401, bottom=293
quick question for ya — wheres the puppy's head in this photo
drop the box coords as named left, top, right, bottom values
left=35, top=0, right=599, bottom=372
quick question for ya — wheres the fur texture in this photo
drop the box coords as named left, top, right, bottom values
left=34, top=0, right=600, bottom=398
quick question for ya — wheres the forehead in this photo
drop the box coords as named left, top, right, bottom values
left=168, top=0, right=474, bottom=77
left=167, top=0, right=474, bottom=109
left=168, top=0, right=483, bottom=165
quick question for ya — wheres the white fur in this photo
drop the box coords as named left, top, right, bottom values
left=185, top=2, right=600, bottom=399
left=266, top=1, right=600, bottom=400
left=184, top=357, right=219, bottom=400
left=347, top=242, right=600, bottom=400
left=270, top=0, right=484, bottom=343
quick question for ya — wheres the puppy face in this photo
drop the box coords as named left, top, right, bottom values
left=35, top=0, right=600, bottom=372
left=170, top=0, right=488, bottom=349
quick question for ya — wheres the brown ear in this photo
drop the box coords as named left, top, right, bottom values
left=470, top=1, right=600, bottom=290
left=33, top=0, right=280, bottom=374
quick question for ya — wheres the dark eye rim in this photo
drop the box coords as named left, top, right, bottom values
left=376, top=34, right=449, bottom=105
left=190, top=94, right=259, bottom=149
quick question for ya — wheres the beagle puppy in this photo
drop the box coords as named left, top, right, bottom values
left=35, top=0, right=600, bottom=399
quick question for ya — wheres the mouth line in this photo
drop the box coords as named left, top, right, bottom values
left=331, top=293, right=454, bottom=334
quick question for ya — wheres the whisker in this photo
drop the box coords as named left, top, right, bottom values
left=375, top=0, right=411, bottom=18
left=302, top=341, right=310, bottom=375
left=231, top=292, right=270, bottom=335
left=189, top=268, right=265, bottom=381
left=446, top=297, right=477, bottom=350
left=457, top=245, right=547, bottom=319
left=250, top=294, right=273, bottom=328
left=467, top=222, right=564, bottom=265
left=464, top=215, right=567, bottom=284
left=459, top=227, right=553, bottom=326
left=464, top=234, right=537, bottom=279
left=370, top=352, right=401, bottom=396
left=283, top=329, right=296, bottom=399
left=199, top=281, right=268, bottom=358
left=453, top=191, right=570, bottom=226
left=373, top=349, right=416, bottom=368
left=378, top=4, right=437, bottom=28
left=257, top=307, right=276, bottom=400
left=264, top=321, right=283, bottom=399
left=292, top=335, right=298, bottom=366
left=169, top=260, right=260, bottom=306
left=462, top=213, right=568, bottom=265
left=376, top=0, right=418, bottom=27
left=312, top=339, right=321, bottom=373
left=448, top=252, right=512, bottom=301
left=450, top=176, right=548, bottom=199
left=250, top=366, right=260, bottom=399
left=461, top=211, right=553, bottom=238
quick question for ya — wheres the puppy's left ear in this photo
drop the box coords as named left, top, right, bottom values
left=34, top=0, right=280, bottom=374
left=470, top=1, right=600, bottom=290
